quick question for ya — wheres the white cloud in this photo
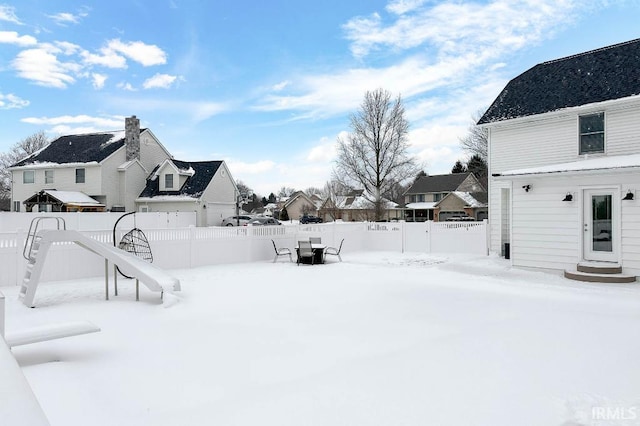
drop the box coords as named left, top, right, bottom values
left=21, top=115, right=125, bottom=136
left=0, top=31, right=37, bottom=46
left=92, top=73, right=107, bottom=89
left=306, top=137, right=338, bottom=163
left=106, top=39, right=167, bottom=66
left=48, top=12, right=85, bottom=26
left=143, top=73, right=177, bottom=89
left=386, top=0, right=429, bottom=15
left=81, top=48, right=127, bottom=68
left=191, top=102, right=226, bottom=122
left=0, top=5, right=21, bottom=24
left=12, top=48, right=78, bottom=88
left=272, top=81, right=290, bottom=91
left=117, top=82, right=137, bottom=91
left=0, top=93, right=29, bottom=109
left=344, top=0, right=580, bottom=59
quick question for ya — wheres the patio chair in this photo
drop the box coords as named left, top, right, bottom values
left=309, top=237, right=322, bottom=244
left=297, top=240, right=315, bottom=265
left=324, top=239, right=344, bottom=262
left=272, top=240, right=292, bottom=263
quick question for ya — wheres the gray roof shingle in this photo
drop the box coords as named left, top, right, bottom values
left=12, top=131, right=128, bottom=167
left=478, top=38, right=640, bottom=124
left=139, top=160, right=222, bottom=199
left=405, top=173, right=471, bottom=194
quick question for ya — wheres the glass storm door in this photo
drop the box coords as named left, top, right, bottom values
left=583, top=189, right=618, bottom=262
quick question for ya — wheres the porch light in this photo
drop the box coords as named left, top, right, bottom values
left=562, top=193, right=573, bottom=202
left=522, top=184, right=531, bottom=192
left=623, top=190, right=634, bottom=200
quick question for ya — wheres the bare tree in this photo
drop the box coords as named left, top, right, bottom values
left=459, top=109, right=488, bottom=162
left=319, top=179, right=349, bottom=221
left=334, top=88, right=419, bottom=221
left=0, top=131, right=50, bottom=208
left=277, top=186, right=296, bottom=199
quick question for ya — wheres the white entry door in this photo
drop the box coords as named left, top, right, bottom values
left=583, top=188, right=619, bottom=262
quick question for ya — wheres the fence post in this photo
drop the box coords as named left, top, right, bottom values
left=189, top=225, right=196, bottom=268
left=426, top=221, right=432, bottom=253
left=0, top=291, right=5, bottom=339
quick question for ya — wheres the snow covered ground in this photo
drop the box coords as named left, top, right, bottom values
left=3, top=252, right=640, bottom=426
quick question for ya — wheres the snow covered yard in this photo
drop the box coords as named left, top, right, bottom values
left=3, top=252, right=640, bottom=426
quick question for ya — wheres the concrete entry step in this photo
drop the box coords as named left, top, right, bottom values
left=577, top=261, right=623, bottom=275
left=564, top=269, right=637, bottom=283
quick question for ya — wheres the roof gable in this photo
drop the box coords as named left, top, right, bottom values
left=138, top=160, right=223, bottom=199
left=479, top=38, right=640, bottom=124
left=405, top=173, right=472, bottom=194
left=12, top=131, right=127, bottom=167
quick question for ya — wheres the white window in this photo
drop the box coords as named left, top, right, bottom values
left=139, top=205, right=149, bottom=213
left=23, top=170, right=34, bottom=184
left=45, top=170, right=54, bottom=184
left=579, top=112, right=605, bottom=154
left=13, top=201, right=20, bottom=212
left=76, top=168, right=85, bottom=183
left=165, top=174, right=174, bottom=189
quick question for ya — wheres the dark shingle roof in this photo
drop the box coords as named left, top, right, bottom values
left=12, top=132, right=126, bottom=167
left=405, top=173, right=471, bottom=194
left=138, top=160, right=222, bottom=199
left=478, top=38, right=640, bottom=124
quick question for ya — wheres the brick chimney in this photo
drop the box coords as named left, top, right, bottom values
left=125, top=115, right=140, bottom=161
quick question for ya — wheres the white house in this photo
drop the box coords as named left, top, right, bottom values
left=9, top=116, right=238, bottom=226
left=479, top=38, right=640, bottom=281
left=9, top=116, right=171, bottom=213
left=136, top=159, right=238, bottom=227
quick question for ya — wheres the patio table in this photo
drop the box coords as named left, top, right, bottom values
left=295, top=243, right=326, bottom=264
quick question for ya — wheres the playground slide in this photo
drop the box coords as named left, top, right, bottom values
left=21, top=229, right=181, bottom=307
left=42, top=229, right=181, bottom=292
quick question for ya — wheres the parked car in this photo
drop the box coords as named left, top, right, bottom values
left=247, top=217, right=282, bottom=226
left=221, top=215, right=253, bottom=226
left=300, top=215, right=323, bottom=224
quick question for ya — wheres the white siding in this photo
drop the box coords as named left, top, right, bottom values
left=200, top=162, right=237, bottom=226
left=101, top=150, right=126, bottom=208
left=487, top=97, right=640, bottom=273
left=12, top=165, right=102, bottom=210
left=139, top=131, right=172, bottom=172
left=494, top=172, right=640, bottom=274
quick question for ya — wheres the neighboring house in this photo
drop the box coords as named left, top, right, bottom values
left=136, top=159, right=238, bottom=227
left=479, top=38, right=640, bottom=278
left=282, top=191, right=319, bottom=220
left=403, top=172, right=487, bottom=221
left=9, top=116, right=238, bottom=226
left=319, top=190, right=400, bottom=222
left=10, top=116, right=171, bottom=213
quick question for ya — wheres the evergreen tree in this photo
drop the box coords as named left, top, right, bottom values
left=280, top=206, right=290, bottom=221
left=451, top=160, right=467, bottom=174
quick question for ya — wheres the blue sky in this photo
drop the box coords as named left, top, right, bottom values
left=1, top=1, right=639, bottom=196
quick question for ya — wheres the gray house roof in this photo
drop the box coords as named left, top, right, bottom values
left=478, top=38, right=640, bottom=124
left=138, top=160, right=222, bottom=199
left=12, top=131, right=130, bottom=167
left=404, top=173, right=472, bottom=195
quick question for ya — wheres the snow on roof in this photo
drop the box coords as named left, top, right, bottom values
left=451, top=191, right=486, bottom=208
left=44, top=190, right=103, bottom=205
left=100, top=130, right=126, bottom=148
left=136, top=195, right=198, bottom=202
left=498, top=153, right=640, bottom=177
left=405, top=202, right=438, bottom=210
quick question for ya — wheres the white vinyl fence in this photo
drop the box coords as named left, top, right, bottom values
left=0, top=220, right=488, bottom=286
